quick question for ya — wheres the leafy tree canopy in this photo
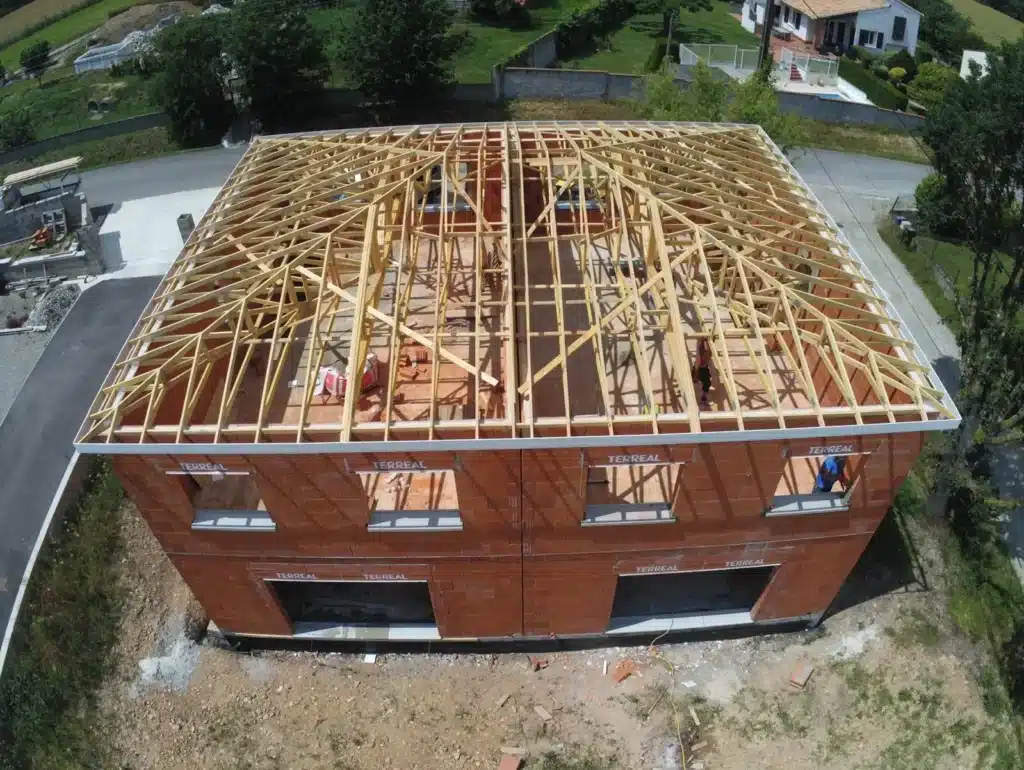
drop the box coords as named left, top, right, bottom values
left=151, top=16, right=234, bottom=146
left=226, top=0, right=329, bottom=132
left=907, top=61, right=958, bottom=108
left=20, top=40, right=50, bottom=82
left=338, top=0, right=463, bottom=114
left=639, top=0, right=713, bottom=35
left=641, top=62, right=806, bottom=150
left=920, top=39, right=1024, bottom=514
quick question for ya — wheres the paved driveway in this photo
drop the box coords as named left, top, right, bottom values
left=788, top=148, right=958, bottom=376
left=0, top=277, right=160, bottom=657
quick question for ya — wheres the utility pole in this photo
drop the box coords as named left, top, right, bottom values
left=664, top=8, right=677, bottom=64
left=757, top=0, right=776, bottom=70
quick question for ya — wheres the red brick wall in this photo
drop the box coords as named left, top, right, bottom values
left=111, top=431, right=924, bottom=638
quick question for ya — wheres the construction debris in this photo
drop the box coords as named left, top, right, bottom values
left=529, top=656, right=548, bottom=672
left=494, top=693, right=511, bottom=710
left=689, top=705, right=701, bottom=727
left=497, top=755, right=522, bottom=770
left=610, top=659, right=636, bottom=683
left=789, top=661, right=815, bottom=689
left=499, top=747, right=526, bottom=756
left=533, top=705, right=552, bottom=721
left=27, top=282, right=79, bottom=330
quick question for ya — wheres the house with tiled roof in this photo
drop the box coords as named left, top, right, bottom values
left=741, top=0, right=921, bottom=56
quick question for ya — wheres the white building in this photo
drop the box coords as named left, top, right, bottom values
left=741, top=0, right=921, bottom=56
left=959, top=49, right=989, bottom=79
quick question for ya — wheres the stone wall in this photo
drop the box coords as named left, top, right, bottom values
left=0, top=113, right=169, bottom=167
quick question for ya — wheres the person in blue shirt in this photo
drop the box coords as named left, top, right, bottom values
left=816, top=456, right=847, bottom=493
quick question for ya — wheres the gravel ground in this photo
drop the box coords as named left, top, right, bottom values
left=0, top=289, right=70, bottom=427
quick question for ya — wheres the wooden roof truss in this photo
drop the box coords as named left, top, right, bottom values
left=78, top=122, right=952, bottom=446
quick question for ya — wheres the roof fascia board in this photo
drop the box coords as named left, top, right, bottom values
left=75, top=417, right=961, bottom=456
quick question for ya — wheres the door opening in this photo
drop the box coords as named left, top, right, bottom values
left=267, top=580, right=436, bottom=628
left=608, top=566, right=775, bottom=632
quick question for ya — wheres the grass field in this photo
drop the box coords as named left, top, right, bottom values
left=948, top=0, right=1024, bottom=45
left=0, top=0, right=140, bottom=70
left=0, top=67, right=155, bottom=138
left=565, top=6, right=759, bottom=73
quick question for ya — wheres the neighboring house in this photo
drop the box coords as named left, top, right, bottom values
left=742, top=0, right=921, bottom=56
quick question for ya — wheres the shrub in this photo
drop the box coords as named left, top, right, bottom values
left=887, top=47, right=917, bottom=80
left=838, top=58, right=909, bottom=110
left=915, top=41, right=936, bottom=64
left=469, top=0, right=530, bottom=26
left=915, top=172, right=966, bottom=238
left=0, top=109, right=35, bottom=150
left=852, top=45, right=877, bottom=63
left=907, top=61, right=958, bottom=109
left=873, top=62, right=890, bottom=79
left=889, top=66, right=907, bottom=83
left=645, top=39, right=665, bottom=72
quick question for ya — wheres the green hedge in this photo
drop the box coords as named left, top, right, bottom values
left=554, top=0, right=635, bottom=59
left=500, top=0, right=636, bottom=68
left=839, top=58, right=909, bottom=111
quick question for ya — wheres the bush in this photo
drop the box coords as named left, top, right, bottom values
left=553, top=0, right=635, bottom=60
left=887, top=47, right=917, bottom=80
left=0, top=109, right=35, bottom=149
left=873, top=62, right=890, bottom=79
left=915, top=172, right=967, bottom=238
left=889, top=66, right=907, bottom=83
left=907, top=61, right=958, bottom=109
left=838, top=58, right=909, bottom=110
left=915, top=41, right=936, bottom=65
left=469, top=0, right=530, bottom=26
left=645, top=38, right=664, bottom=72
left=852, top=45, right=877, bottom=63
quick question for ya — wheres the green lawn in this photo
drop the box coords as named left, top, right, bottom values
left=454, top=0, right=593, bottom=83
left=565, top=5, right=759, bottom=74
left=0, top=67, right=156, bottom=140
left=0, top=0, right=140, bottom=71
left=947, top=0, right=1024, bottom=45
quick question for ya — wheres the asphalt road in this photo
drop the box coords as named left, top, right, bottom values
left=0, top=277, right=160, bottom=653
left=82, top=147, right=245, bottom=206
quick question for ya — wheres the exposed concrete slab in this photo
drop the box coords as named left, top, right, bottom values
left=91, top=187, right=220, bottom=283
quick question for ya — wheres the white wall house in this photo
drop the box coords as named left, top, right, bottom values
left=741, top=0, right=921, bottom=56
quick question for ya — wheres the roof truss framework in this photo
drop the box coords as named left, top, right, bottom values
left=78, top=122, right=952, bottom=447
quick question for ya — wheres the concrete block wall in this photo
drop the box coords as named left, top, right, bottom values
left=110, top=430, right=925, bottom=639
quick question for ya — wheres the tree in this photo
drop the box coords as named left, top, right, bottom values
left=0, top=63, right=6, bottom=84
left=641, top=61, right=806, bottom=151
left=914, top=172, right=966, bottom=237
left=907, top=61, right=958, bottom=108
left=151, top=16, right=234, bottom=146
left=0, top=109, right=34, bottom=149
left=920, top=39, right=1024, bottom=519
left=226, top=0, right=329, bottom=132
left=338, top=0, right=463, bottom=115
left=639, top=0, right=712, bottom=37
left=905, top=0, right=985, bottom=62
left=20, top=40, right=50, bottom=84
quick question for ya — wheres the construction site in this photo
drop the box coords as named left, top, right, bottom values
left=74, top=121, right=959, bottom=641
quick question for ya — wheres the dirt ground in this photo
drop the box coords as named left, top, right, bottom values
left=89, top=2, right=199, bottom=45
left=99, top=506, right=1014, bottom=770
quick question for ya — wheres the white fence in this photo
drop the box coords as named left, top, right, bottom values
left=777, top=48, right=840, bottom=86
left=680, top=43, right=839, bottom=86
left=679, top=44, right=758, bottom=72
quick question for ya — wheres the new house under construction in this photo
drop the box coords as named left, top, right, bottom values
left=76, top=122, right=958, bottom=640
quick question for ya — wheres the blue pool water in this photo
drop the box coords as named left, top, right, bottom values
left=820, top=93, right=846, bottom=101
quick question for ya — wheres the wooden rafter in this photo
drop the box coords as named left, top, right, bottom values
left=77, top=122, right=953, bottom=447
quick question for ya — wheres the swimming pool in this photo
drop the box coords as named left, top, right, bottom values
left=819, top=93, right=846, bottom=101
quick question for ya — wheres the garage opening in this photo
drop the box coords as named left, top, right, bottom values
left=266, top=580, right=439, bottom=640
left=607, top=566, right=775, bottom=634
